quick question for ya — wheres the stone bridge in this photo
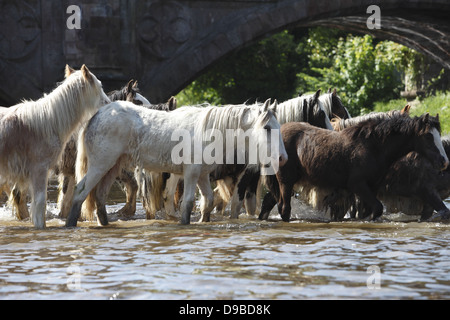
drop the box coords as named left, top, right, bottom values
left=0, top=0, right=449, bottom=105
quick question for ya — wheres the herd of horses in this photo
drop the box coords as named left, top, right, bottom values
left=0, top=65, right=449, bottom=229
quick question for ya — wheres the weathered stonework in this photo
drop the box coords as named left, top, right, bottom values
left=0, top=0, right=449, bottom=105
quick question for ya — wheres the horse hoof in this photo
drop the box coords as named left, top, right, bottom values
left=428, top=211, right=450, bottom=222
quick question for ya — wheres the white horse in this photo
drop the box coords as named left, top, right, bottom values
left=0, top=65, right=110, bottom=229
left=66, top=99, right=288, bottom=226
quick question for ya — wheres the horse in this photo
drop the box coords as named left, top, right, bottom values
left=56, top=80, right=165, bottom=220
left=0, top=65, right=110, bottom=228
left=233, top=89, right=351, bottom=219
left=288, top=105, right=412, bottom=220
left=373, top=135, right=450, bottom=221
left=260, top=113, right=448, bottom=222
left=107, top=79, right=151, bottom=106
left=79, top=96, right=178, bottom=222
left=2, top=79, right=153, bottom=221
left=66, top=99, right=287, bottom=227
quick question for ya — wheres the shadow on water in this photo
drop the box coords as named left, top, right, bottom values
left=0, top=179, right=449, bottom=299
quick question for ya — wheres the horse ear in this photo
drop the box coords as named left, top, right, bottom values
left=81, top=65, right=93, bottom=82
left=332, top=88, right=337, bottom=96
left=65, top=65, right=75, bottom=78
left=327, top=88, right=332, bottom=93
left=126, top=79, right=134, bottom=93
left=314, top=89, right=321, bottom=100
left=263, top=99, right=271, bottom=112
left=133, top=80, right=138, bottom=89
left=401, top=104, right=411, bottom=114
left=270, top=99, right=278, bottom=113
left=168, top=96, right=177, bottom=110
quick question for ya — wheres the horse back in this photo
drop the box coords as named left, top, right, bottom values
left=281, top=122, right=358, bottom=188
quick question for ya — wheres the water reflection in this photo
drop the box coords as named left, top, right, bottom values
left=0, top=182, right=449, bottom=299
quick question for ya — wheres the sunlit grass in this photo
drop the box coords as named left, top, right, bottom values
left=373, top=91, right=450, bottom=134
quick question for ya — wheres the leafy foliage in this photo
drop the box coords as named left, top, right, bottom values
left=176, top=26, right=446, bottom=118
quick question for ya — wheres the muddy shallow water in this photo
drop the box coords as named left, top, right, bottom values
left=0, top=182, right=449, bottom=300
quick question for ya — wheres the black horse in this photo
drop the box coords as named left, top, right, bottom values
left=260, top=113, right=448, bottom=222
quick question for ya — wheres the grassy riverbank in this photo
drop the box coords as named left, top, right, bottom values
left=371, top=91, right=450, bottom=134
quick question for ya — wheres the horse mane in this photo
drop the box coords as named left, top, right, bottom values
left=344, top=113, right=440, bottom=142
left=332, top=109, right=406, bottom=131
left=277, top=93, right=329, bottom=124
left=194, top=103, right=270, bottom=141
left=14, top=70, right=98, bottom=141
left=318, top=93, right=333, bottom=119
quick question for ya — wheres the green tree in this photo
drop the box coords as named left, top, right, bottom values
left=176, top=30, right=302, bottom=105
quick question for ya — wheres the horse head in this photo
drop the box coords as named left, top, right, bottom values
left=413, top=113, right=449, bottom=171
left=64, top=64, right=110, bottom=108
left=125, top=80, right=151, bottom=105
left=257, top=99, right=288, bottom=171
left=309, top=90, right=334, bottom=130
left=329, top=88, right=351, bottom=120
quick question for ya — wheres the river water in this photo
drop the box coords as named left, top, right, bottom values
left=0, top=181, right=449, bottom=300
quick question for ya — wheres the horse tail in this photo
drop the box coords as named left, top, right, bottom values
left=213, top=179, right=234, bottom=214
left=140, top=170, right=166, bottom=219
left=7, top=186, right=29, bottom=220
left=74, top=126, right=96, bottom=221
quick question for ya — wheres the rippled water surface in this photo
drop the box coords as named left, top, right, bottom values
left=0, top=182, right=449, bottom=300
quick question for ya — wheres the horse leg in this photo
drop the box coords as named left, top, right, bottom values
left=163, top=174, right=180, bottom=220
left=94, top=164, right=123, bottom=226
left=352, top=182, right=383, bottom=221
left=279, top=181, right=294, bottom=222
left=230, top=188, right=243, bottom=219
left=10, top=186, right=29, bottom=220
left=29, top=169, right=49, bottom=229
left=59, top=175, right=76, bottom=219
left=258, top=191, right=277, bottom=220
left=243, top=175, right=261, bottom=216
left=180, top=167, right=201, bottom=225
left=66, top=166, right=110, bottom=227
left=421, top=188, right=450, bottom=221
left=116, top=170, right=137, bottom=217
left=198, top=174, right=214, bottom=222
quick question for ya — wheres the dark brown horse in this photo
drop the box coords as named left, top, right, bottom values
left=261, top=113, right=448, bottom=222
left=374, top=136, right=450, bottom=221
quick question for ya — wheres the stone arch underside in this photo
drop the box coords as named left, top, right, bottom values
left=0, top=0, right=448, bottom=105
left=143, top=0, right=450, bottom=102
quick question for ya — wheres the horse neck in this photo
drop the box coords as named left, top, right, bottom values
left=370, top=123, right=418, bottom=170
left=19, top=75, right=98, bottom=144
left=277, top=98, right=305, bottom=124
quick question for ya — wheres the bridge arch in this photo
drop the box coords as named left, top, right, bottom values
left=0, top=0, right=448, bottom=105
left=141, top=0, right=450, bottom=102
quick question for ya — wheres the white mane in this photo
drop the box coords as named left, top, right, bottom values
left=13, top=70, right=101, bottom=142
left=277, top=94, right=333, bottom=129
